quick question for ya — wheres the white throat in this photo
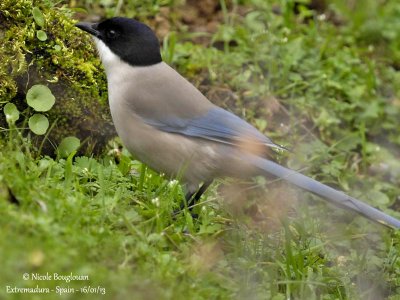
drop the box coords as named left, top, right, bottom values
left=93, top=37, right=164, bottom=83
left=93, top=38, right=123, bottom=75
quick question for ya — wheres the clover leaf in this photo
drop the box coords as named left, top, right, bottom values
left=26, top=85, right=55, bottom=112
left=29, top=114, right=49, bottom=135
left=3, top=103, right=20, bottom=125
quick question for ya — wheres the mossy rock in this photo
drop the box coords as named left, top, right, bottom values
left=0, top=0, right=115, bottom=155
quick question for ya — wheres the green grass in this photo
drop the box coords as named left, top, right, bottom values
left=1, top=0, right=400, bottom=299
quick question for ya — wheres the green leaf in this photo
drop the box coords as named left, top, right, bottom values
left=367, top=190, right=390, bottom=206
left=57, top=136, right=80, bottom=158
left=3, top=103, right=20, bottom=124
left=26, top=85, right=55, bottom=112
left=36, top=30, right=48, bottom=41
left=32, top=7, right=45, bottom=27
left=255, top=118, right=267, bottom=132
left=29, top=114, right=49, bottom=135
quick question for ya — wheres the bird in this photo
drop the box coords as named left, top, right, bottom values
left=75, top=17, right=400, bottom=229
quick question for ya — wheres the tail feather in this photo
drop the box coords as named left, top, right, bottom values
left=245, top=154, right=400, bottom=229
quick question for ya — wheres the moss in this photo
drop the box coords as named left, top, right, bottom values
left=0, top=0, right=115, bottom=155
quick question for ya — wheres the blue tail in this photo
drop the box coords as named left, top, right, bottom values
left=245, top=154, right=400, bottom=229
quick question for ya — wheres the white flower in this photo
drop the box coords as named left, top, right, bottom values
left=151, top=197, right=160, bottom=207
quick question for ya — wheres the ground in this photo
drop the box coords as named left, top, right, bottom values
left=1, top=0, right=400, bottom=299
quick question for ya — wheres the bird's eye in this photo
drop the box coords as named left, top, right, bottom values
left=106, top=29, right=119, bottom=39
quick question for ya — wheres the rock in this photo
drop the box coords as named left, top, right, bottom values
left=0, top=1, right=115, bottom=156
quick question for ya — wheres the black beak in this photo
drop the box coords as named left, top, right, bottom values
left=75, top=22, right=101, bottom=38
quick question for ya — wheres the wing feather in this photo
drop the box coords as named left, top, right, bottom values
left=143, top=107, right=282, bottom=149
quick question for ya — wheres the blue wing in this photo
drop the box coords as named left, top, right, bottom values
left=143, top=107, right=280, bottom=148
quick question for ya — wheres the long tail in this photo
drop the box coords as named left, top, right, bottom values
left=245, top=154, right=400, bottom=229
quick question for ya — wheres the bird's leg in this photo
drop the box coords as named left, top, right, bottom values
left=181, top=180, right=213, bottom=213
